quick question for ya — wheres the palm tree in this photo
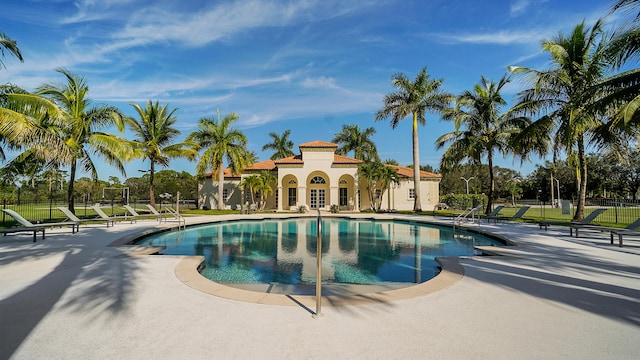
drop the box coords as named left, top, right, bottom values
left=358, top=161, right=399, bottom=211
left=125, top=101, right=198, bottom=207
left=436, top=75, right=530, bottom=214
left=187, top=111, right=250, bottom=210
left=0, top=30, right=23, bottom=69
left=239, top=175, right=262, bottom=210
left=0, top=84, right=70, bottom=163
left=510, top=20, right=640, bottom=220
left=332, top=124, right=379, bottom=161
left=375, top=67, right=453, bottom=211
left=36, top=68, right=129, bottom=213
left=257, top=171, right=277, bottom=210
left=262, top=130, right=294, bottom=160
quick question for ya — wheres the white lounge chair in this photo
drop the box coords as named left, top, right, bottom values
left=90, top=205, right=135, bottom=224
left=58, top=207, right=113, bottom=227
left=123, top=204, right=159, bottom=222
left=1, top=209, right=79, bottom=240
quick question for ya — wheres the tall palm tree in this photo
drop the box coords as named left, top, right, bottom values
left=436, top=75, right=530, bottom=214
left=125, top=101, right=198, bottom=207
left=332, top=124, right=379, bottom=161
left=36, top=68, right=129, bottom=213
left=510, top=20, right=640, bottom=220
left=0, top=30, right=23, bottom=69
left=262, top=129, right=294, bottom=160
left=375, top=67, right=453, bottom=211
left=187, top=111, right=250, bottom=210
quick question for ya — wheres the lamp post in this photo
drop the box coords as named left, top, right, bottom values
left=460, top=176, right=475, bottom=195
left=554, top=178, right=560, bottom=207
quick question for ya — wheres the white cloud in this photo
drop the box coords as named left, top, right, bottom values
left=434, top=29, right=550, bottom=45
left=301, top=76, right=338, bottom=89
left=510, top=0, right=531, bottom=17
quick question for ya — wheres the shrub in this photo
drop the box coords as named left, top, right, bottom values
left=441, top=193, right=488, bottom=210
left=297, top=205, right=307, bottom=213
left=329, top=204, right=339, bottom=213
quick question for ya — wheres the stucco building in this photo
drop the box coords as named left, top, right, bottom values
left=198, top=140, right=441, bottom=212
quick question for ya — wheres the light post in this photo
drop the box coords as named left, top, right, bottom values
left=460, top=176, right=475, bottom=195
left=554, top=178, right=560, bottom=208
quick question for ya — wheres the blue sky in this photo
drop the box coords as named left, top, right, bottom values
left=0, top=0, right=624, bottom=181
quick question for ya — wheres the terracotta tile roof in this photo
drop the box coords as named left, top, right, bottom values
left=244, top=159, right=276, bottom=171
left=333, top=154, right=362, bottom=164
left=273, top=155, right=304, bottom=164
left=385, top=164, right=442, bottom=179
left=204, top=168, right=241, bottom=178
left=299, top=140, right=338, bottom=148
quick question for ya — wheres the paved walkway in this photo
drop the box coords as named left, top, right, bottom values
left=1, top=214, right=639, bottom=359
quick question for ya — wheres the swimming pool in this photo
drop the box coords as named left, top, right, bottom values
left=135, top=217, right=503, bottom=293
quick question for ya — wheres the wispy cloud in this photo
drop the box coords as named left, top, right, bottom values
left=433, top=29, right=550, bottom=45
left=510, top=0, right=531, bottom=17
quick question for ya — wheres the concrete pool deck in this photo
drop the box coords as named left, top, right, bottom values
left=1, top=213, right=639, bottom=359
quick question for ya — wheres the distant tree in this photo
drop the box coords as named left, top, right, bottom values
left=262, top=130, right=294, bottom=160
left=382, top=158, right=398, bottom=165
left=375, top=67, right=453, bottom=211
left=332, top=124, right=379, bottom=161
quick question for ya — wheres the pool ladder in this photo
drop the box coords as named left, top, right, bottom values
left=454, top=205, right=484, bottom=226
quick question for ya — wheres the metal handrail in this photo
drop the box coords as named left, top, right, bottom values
left=454, top=205, right=484, bottom=225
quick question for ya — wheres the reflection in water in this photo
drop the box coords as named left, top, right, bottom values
left=137, top=218, right=502, bottom=286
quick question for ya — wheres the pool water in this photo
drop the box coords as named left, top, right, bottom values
left=136, top=218, right=503, bottom=290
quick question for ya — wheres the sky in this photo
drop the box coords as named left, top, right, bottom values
left=0, top=0, right=627, bottom=182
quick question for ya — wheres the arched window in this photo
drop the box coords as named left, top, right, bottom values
left=288, top=179, right=297, bottom=184
left=310, top=176, right=326, bottom=184
left=339, top=179, right=347, bottom=185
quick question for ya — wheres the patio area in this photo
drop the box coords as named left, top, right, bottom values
left=1, top=214, right=639, bottom=359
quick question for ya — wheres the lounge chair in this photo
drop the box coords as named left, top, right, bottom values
left=90, top=205, right=135, bottom=224
left=484, top=205, right=505, bottom=223
left=566, top=208, right=607, bottom=235
left=145, top=204, right=184, bottom=226
left=539, top=208, right=607, bottom=232
left=0, top=226, right=44, bottom=243
left=123, top=204, right=159, bottom=222
left=609, top=218, right=640, bottom=247
left=574, top=217, right=640, bottom=247
left=1, top=209, right=79, bottom=241
left=58, top=207, right=114, bottom=227
left=491, top=206, right=531, bottom=223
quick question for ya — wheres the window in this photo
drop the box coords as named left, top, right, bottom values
left=310, top=176, right=326, bottom=184
left=408, top=189, right=415, bottom=199
left=339, top=188, right=348, bottom=206
left=222, top=189, right=228, bottom=199
left=288, top=187, right=297, bottom=206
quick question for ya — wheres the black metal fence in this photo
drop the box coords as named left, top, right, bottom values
left=515, top=198, right=640, bottom=225
left=1, top=199, right=197, bottom=227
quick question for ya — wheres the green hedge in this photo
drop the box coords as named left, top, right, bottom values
left=441, top=193, right=488, bottom=210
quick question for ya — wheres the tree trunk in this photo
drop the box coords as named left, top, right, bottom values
left=573, top=137, right=588, bottom=221
left=217, top=161, right=224, bottom=210
left=68, top=160, right=77, bottom=214
left=486, top=155, right=494, bottom=215
left=149, top=162, right=156, bottom=208
left=412, top=113, right=422, bottom=212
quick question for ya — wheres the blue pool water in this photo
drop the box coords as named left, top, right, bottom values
left=135, top=218, right=504, bottom=290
